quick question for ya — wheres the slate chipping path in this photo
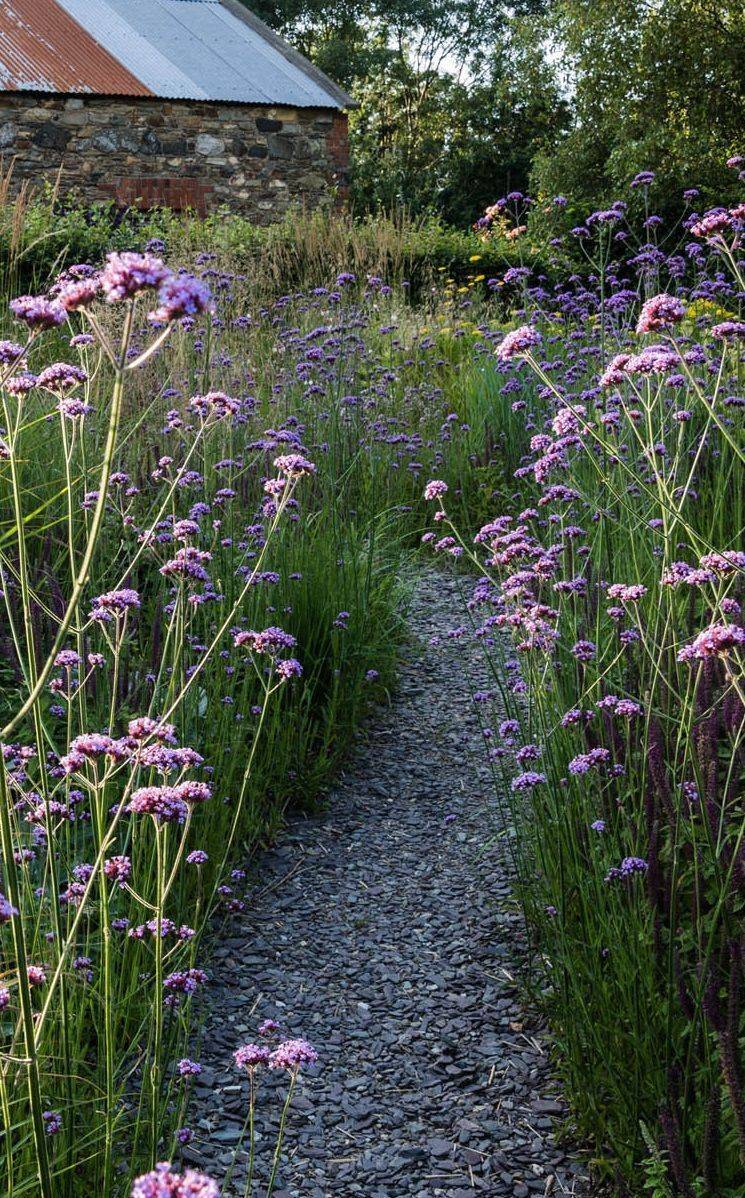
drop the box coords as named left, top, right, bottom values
left=189, top=570, right=591, bottom=1198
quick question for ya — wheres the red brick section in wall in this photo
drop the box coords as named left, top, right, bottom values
left=327, top=112, right=350, bottom=203
left=108, top=176, right=213, bottom=216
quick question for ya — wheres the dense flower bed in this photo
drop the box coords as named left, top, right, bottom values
left=0, top=165, right=742, bottom=1196
left=0, top=234, right=514, bottom=1194
left=426, top=170, right=745, bottom=1195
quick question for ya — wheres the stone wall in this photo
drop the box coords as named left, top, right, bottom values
left=0, top=93, right=350, bottom=221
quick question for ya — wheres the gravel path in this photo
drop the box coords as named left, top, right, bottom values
left=187, top=569, right=591, bottom=1197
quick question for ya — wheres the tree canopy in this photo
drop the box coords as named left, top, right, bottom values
left=241, top=0, right=744, bottom=225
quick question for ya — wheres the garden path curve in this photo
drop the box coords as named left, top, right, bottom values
left=188, top=569, right=590, bottom=1198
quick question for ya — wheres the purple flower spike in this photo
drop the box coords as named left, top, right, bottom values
left=496, top=325, right=541, bottom=361
left=89, top=588, right=141, bottom=622
left=0, top=892, right=18, bottom=922
left=258, top=1018, right=281, bottom=1037
left=423, top=479, right=448, bottom=500
left=149, top=273, right=213, bottom=323
left=43, top=1110, right=62, bottom=1136
left=273, top=453, right=316, bottom=477
left=636, top=293, right=686, bottom=334
left=10, top=295, right=65, bottom=329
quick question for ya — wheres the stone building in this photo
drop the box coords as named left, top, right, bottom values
left=0, top=0, right=353, bottom=221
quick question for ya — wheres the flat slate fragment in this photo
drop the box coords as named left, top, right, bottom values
left=189, top=570, right=593, bottom=1196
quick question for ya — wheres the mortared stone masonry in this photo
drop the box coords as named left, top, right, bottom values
left=0, top=93, right=349, bottom=220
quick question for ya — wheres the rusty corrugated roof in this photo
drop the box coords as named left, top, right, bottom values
left=0, top=0, right=152, bottom=96
left=0, top=0, right=352, bottom=109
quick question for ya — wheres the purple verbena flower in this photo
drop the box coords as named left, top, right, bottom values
left=89, top=588, right=141, bottom=622
left=149, top=273, right=213, bottom=323
left=43, top=1110, right=62, bottom=1135
left=130, top=1163, right=219, bottom=1198
left=678, top=623, right=745, bottom=661
left=10, top=295, right=65, bottom=329
left=423, top=479, right=448, bottom=500
left=177, top=1059, right=202, bottom=1077
left=127, top=787, right=188, bottom=824
left=0, top=891, right=18, bottom=922
left=100, top=252, right=170, bottom=303
left=496, top=325, right=541, bottom=362
left=268, top=1038, right=318, bottom=1072
left=511, top=770, right=547, bottom=791
left=636, top=294, right=685, bottom=334
left=276, top=658, right=303, bottom=680
left=273, top=454, right=316, bottom=477
left=234, top=1043, right=271, bottom=1070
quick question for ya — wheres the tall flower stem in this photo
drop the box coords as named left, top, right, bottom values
left=0, top=1063, right=14, bottom=1197
left=265, top=1073, right=297, bottom=1197
left=150, top=820, right=166, bottom=1167
left=0, top=765, right=53, bottom=1198
left=244, top=1074, right=257, bottom=1198
left=91, top=776, right=115, bottom=1198
left=1, top=386, right=74, bottom=1184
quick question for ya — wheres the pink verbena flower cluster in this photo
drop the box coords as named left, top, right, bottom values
left=496, top=325, right=542, bottom=362
left=677, top=624, right=745, bottom=662
left=131, top=1163, right=219, bottom=1198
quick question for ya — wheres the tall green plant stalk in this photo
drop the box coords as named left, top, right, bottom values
left=150, top=821, right=167, bottom=1168
left=0, top=765, right=53, bottom=1198
left=91, top=772, right=115, bottom=1198
left=266, top=1074, right=297, bottom=1198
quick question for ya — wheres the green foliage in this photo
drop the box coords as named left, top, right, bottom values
left=0, top=255, right=514, bottom=1191
left=0, top=186, right=540, bottom=301
left=242, top=0, right=744, bottom=228
left=531, top=0, right=745, bottom=217
left=433, top=28, right=571, bottom=226
left=430, top=223, right=745, bottom=1194
left=239, top=0, right=567, bottom=223
left=348, top=25, right=568, bottom=224
left=640, top=1125, right=676, bottom=1198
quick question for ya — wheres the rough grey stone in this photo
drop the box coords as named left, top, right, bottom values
left=32, top=121, right=71, bottom=150
left=195, top=133, right=225, bottom=156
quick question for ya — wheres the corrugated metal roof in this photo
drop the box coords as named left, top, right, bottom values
left=57, top=0, right=212, bottom=101
left=0, top=0, right=151, bottom=95
left=0, top=0, right=351, bottom=109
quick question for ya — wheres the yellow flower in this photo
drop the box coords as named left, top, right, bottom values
left=687, top=299, right=730, bottom=321
left=469, top=254, right=482, bottom=262
left=473, top=274, right=485, bottom=283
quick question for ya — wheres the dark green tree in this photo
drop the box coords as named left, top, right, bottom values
left=532, top=0, right=745, bottom=216
left=237, top=0, right=743, bottom=225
